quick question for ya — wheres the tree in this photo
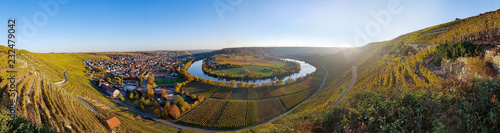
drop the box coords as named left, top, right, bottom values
left=174, top=83, right=181, bottom=93
left=287, top=78, right=294, bottom=84
left=182, top=102, right=189, bottom=110
left=164, top=101, right=171, bottom=109
left=129, top=93, right=134, bottom=99
left=114, top=77, right=122, bottom=85
left=154, top=108, right=161, bottom=117
left=174, top=95, right=185, bottom=108
left=168, top=105, right=181, bottom=119
left=139, top=76, right=144, bottom=86
left=147, top=84, right=155, bottom=99
left=147, top=76, right=155, bottom=85
left=161, top=107, right=169, bottom=119
left=229, top=80, right=236, bottom=87
left=197, top=95, right=205, bottom=102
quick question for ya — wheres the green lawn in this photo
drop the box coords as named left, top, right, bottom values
left=154, top=78, right=186, bottom=85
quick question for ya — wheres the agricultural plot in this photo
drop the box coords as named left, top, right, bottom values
left=256, top=98, right=284, bottom=122
left=247, top=88, right=262, bottom=99
left=246, top=100, right=259, bottom=124
left=207, top=55, right=299, bottom=78
left=179, top=99, right=228, bottom=127
left=181, top=82, right=220, bottom=98
left=280, top=88, right=314, bottom=109
left=227, top=88, right=249, bottom=100
left=274, top=78, right=311, bottom=95
left=216, top=100, right=248, bottom=127
left=212, top=88, right=233, bottom=99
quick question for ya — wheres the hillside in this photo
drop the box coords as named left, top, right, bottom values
left=217, top=47, right=341, bottom=56
left=1, top=8, right=500, bottom=133
left=0, top=46, right=179, bottom=132
left=246, top=9, right=500, bottom=132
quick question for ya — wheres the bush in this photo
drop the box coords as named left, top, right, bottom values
left=168, top=105, right=181, bottom=119
left=174, top=95, right=185, bottom=108
left=434, top=41, right=483, bottom=66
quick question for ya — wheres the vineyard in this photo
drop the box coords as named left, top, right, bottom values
left=256, top=98, right=284, bottom=122
left=434, top=9, right=500, bottom=44
left=0, top=47, right=179, bottom=132
left=181, top=82, right=221, bottom=98
left=178, top=99, right=228, bottom=127
left=280, top=88, right=315, bottom=109
left=216, top=100, right=248, bottom=127
left=212, top=88, right=233, bottom=99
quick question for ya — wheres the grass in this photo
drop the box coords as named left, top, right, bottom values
left=154, top=78, right=186, bottom=85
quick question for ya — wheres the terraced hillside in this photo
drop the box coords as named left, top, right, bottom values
left=0, top=46, right=179, bottom=132
left=247, top=9, right=500, bottom=132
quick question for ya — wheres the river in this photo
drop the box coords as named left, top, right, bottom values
left=186, top=58, right=316, bottom=85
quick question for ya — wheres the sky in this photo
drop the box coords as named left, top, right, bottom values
left=1, top=0, right=499, bottom=53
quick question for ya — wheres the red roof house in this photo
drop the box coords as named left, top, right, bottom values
left=104, top=117, right=121, bottom=130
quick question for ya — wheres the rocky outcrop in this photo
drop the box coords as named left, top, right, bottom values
left=441, top=57, right=494, bottom=81
left=485, top=47, right=500, bottom=74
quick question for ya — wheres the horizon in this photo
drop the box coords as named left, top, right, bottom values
left=1, top=0, right=499, bottom=53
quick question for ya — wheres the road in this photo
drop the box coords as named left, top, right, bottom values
left=331, top=57, right=357, bottom=106
left=55, top=69, right=68, bottom=86
left=78, top=97, right=102, bottom=115
left=109, top=62, right=333, bottom=132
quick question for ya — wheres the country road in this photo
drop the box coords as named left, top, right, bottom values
left=110, top=62, right=332, bottom=132
left=55, top=69, right=68, bottom=86
left=78, top=97, right=102, bottom=115
left=331, top=57, right=357, bottom=106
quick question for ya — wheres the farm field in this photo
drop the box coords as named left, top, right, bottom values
left=178, top=99, right=229, bottom=127
left=154, top=78, right=185, bottom=85
left=181, top=82, right=221, bottom=98
left=213, top=54, right=287, bottom=67
left=256, top=98, right=284, bottom=122
left=280, top=88, right=314, bottom=109
left=205, top=54, right=299, bottom=78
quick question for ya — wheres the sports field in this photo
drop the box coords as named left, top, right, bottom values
left=154, top=78, right=186, bottom=85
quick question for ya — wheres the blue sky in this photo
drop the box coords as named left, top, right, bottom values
left=1, top=0, right=499, bottom=53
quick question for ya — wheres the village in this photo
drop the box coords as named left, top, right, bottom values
left=84, top=51, right=202, bottom=126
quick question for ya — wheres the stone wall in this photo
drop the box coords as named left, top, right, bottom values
left=485, top=49, right=500, bottom=74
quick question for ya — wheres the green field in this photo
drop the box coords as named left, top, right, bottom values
left=154, top=78, right=186, bottom=85
left=210, top=55, right=292, bottom=77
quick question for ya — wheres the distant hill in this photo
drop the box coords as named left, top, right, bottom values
left=216, top=47, right=341, bottom=56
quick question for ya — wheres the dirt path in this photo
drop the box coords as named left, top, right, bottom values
left=55, top=69, right=68, bottom=86
left=78, top=97, right=102, bottom=115
left=331, top=57, right=357, bottom=107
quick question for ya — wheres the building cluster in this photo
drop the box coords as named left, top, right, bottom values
left=86, top=52, right=194, bottom=105
left=85, top=52, right=191, bottom=78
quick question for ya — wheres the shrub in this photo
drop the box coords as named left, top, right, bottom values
left=169, top=105, right=181, bottom=119
left=435, top=41, right=483, bottom=66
